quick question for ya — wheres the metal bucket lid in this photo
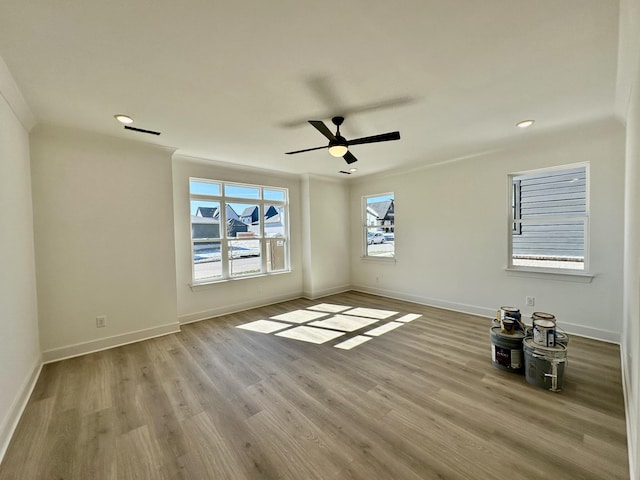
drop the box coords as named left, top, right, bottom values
left=500, top=306, right=520, bottom=313
left=533, top=319, right=555, bottom=328
left=523, top=337, right=567, bottom=353
left=490, top=326, right=525, bottom=339
left=532, top=312, right=555, bottom=321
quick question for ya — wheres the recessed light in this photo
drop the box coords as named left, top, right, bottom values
left=114, top=114, right=134, bottom=124
left=349, top=168, right=358, bottom=172
left=516, top=119, right=535, bottom=128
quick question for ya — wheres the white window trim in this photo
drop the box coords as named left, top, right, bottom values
left=506, top=162, right=590, bottom=277
left=189, top=178, right=290, bottom=285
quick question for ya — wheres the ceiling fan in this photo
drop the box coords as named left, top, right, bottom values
left=285, top=116, right=400, bottom=164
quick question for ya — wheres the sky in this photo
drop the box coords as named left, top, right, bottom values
left=189, top=180, right=286, bottom=216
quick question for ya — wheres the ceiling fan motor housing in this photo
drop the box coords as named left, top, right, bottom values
left=329, top=135, right=348, bottom=148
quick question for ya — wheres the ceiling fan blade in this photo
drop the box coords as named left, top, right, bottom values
left=309, top=120, right=336, bottom=140
left=285, top=145, right=327, bottom=155
left=347, top=131, right=400, bottom=146
left=343, top=151, right=358, bottom=164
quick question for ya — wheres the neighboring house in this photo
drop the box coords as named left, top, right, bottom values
left=216, top=204, right=240, bottom=222
left=226, top=218, right=248, bottom=237
left=191, top=216, right=248, bottom=239
left=265, top=205, right=279, bottom=220
left=367, top=200, right=394, bottom=230
left=196, top=204, right=240, bottom=222
left=240, top=206, right=259, bottom=225
left=264, top=212, right=284, bottom=237
left=196, top=206, right=217, bottom=218
left=191, top=215, right=220, bottom=239
left=245, top=206, right=284, bottom=236
left=512, top=166, right=586, bottom=261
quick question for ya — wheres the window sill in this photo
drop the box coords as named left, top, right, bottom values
left=190, top=269, right=292, bottom=290
left=360, top=256, right=396, bottom=264
left=504, top=267, right=594, bottom=283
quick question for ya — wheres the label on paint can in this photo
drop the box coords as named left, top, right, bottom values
left=493, top=345, right=512, bottom=367
left=511, top=348, right=522, bottom=369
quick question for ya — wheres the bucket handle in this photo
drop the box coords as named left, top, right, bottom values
left=530, top=352, right=566, bottom=362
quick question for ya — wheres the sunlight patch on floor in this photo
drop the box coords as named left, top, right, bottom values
left=334, top=335, right=372, bottom=350
left=307, top=303, right=352, bottom=313
left=270, top=309, right=328, bottom=324
left=275, top=326, right=345, bottom=344
left=365, top=322, right=403, bottom=337
left=309, top=314, right=378, bottom=332
left=236, top=303, right=422, bottom=350
left=342, top=307, right=398, bottom=319
left=396, top=313, right=422, bottom=323
left=236, top=320, right=291, bottom=333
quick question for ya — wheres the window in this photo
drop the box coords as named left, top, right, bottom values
left=190, top=179, right=289, bottom=284
left=363, top=193, right=395, bottom=258
left=509, top=165, right=588, bottom=271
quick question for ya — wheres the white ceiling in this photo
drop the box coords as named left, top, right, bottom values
left=0, top=0, right=620, bottom=178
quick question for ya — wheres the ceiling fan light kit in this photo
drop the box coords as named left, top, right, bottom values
left=286, top=115, right=400, bottom=164
left=516, top=119, right=535, bottom=128
left=328, top=142, right=348, bottom=157
left=114, top=114, right=134, bottom=124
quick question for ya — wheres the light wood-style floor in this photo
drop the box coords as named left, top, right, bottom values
left=0, top=292, right=629, bottom=479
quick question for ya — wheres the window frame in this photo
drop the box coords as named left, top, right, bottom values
left=189, top=178, right=290, bottom=285
left=362, top=192, right=395, bottom=260
left=507, top=163, right=589, bottom=274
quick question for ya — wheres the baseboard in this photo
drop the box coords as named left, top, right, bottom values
left=302, top=284, right=352, bottom=300
left=178, top=292, right=303, bottom=324
left=351, top=285, right=621, bottom=343
left=351, top=284, right=497, bottom=319
left=621, top=347, right=638, bottom=480
left=557, top=321, right=620, bottom=344
left=41, top=322, right=181, bottom=363
left=0, top=356, right=42, bottom=463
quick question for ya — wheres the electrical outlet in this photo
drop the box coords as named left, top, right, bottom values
left=96, top=315, right=107, bottom=328
left=525, top=296, right=535, bottom=307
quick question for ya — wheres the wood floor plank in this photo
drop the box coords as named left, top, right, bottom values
left=0, top=292, right=629, bottom=479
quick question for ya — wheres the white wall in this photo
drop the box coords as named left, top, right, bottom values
left=301, top=175, right=351, bottom=298
left=624, top=66, right=640, bottom=480
left=30, top=126, right=179, bottom=361
left=350, top=118, right=625, bottom=342
left=173, top=155, right=304, bottom=323
left=0, top=73, right=40, bottom=457
left=618, top=0, right=640, bottom=476
left=622, top=5, right=640, bottom=476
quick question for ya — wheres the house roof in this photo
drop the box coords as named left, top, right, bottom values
left=196, top=207, right=217, bottom=218
left=241, top=206, right=258, bottom=217
left=190, top=215, right=219, bottom=225
left=367, top=200, right=394, bottom=220
left=0, top=2, right=620, bottom=178
left=227, top=218, right=247, bottom=228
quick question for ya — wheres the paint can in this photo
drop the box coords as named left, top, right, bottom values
left=499, top=306, right=522, bottom=333
left=501, top=317, right=516, bottom=334
left=500, top=306, right=521, bottom=320
left=533, top=319, right=556, bottom=347
left=532, top=312, right=556, bottom=347
left=523, top=338, right=567, bottom=392
left=490, top=326, right=525, bottom=373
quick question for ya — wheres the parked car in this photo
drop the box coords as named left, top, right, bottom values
left=367, top=232, right=386, bottom=245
